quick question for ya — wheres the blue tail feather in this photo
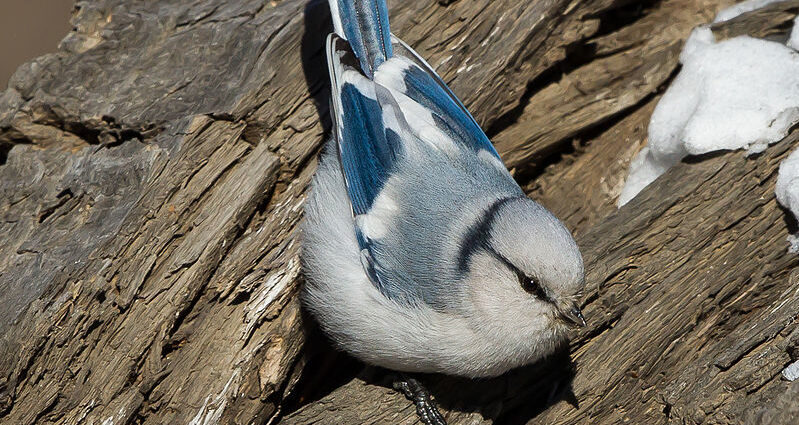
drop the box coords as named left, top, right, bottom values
left=330, top=0, right=393, bottom=78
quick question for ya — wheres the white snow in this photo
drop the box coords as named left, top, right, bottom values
left=713, top=0, right=786, bottom=23
left=787, top=235, right=799, bottom=253
left=776, top=148, right=799, bottom=253
left=783, top=359, right=799, bottom=381
left=790, top=16, right=799, bottom=50
left=618, top=26, right=799, bottom=206
left=776, top=148, right=799, bottom=214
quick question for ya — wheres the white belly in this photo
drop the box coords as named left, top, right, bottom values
left=300, top=144, right=564, bottom=377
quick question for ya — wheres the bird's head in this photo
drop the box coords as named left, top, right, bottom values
left=459, top=196, right=585, bottom=358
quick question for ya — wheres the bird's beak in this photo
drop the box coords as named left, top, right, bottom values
left=558, top=301, right=586, bottom=327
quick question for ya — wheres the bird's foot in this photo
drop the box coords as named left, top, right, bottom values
left=393, top=375, right=447, bottom=425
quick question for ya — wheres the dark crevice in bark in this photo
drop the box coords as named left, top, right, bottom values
left=779, top=205, right=799, bottom=234
left=513, top=92, right=652, bottom=188
left=485, top=0, right=661, bottom=140
left=0, top=133, right=34, bottom=165
left=586, top=0, right=664, bottom=40
left=37, top=188, right=75, bottom=223
left=516, top=60, right=680, bottom=190
left=0, top=142, right=13, bottom=165
left=45, top=110, right=153, bottom=146
left=277, top=319, right=362, bottom=418
left=485, top=42, right=593, bottom=140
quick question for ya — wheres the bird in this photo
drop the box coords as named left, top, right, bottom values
left=301, top=0, right=586, bottom=423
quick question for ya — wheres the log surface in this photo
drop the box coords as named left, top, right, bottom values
left=0, top=0, right=797, bottom=424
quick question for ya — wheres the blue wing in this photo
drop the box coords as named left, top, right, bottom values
left=328, top=35, right=425, bottom=301
left=327, top=32, right=509, bottom=305
left=386, top=36, right=503, bottom=160
left=327, top=35, right=404, bottom=216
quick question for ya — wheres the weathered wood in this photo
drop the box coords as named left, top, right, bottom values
left=491, top=0, right=725, bottom=175
left=532, top=98, right=657, bottom=236
left=0, top=0, right=676, bottom=423
left=710, top=0, right=799, bottom=41
left=0, top=0, right=797, bottom=424
left=519, top=0, right=799, bottom=235
left=285, top=2, right=799, bottom=424
left=283, top=125, right=799, bottom=425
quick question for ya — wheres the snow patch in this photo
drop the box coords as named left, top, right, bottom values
left=790, top=16, right=799, bottom=50
left=776, top=148, right=799, bottom=215
left=787, top=235, right=799, bottom=253
left=783, top=359, right=799, bottom=381
left=712, top=0, right=787, bottom=23
left=776, top=148, right=799, bottom=252
left=618, top=26, right=799, bottom=206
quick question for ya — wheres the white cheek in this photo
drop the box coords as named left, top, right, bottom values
left=465, top=252, right=554, bottom=335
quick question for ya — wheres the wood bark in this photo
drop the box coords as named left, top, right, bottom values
left=0, top=1, right=797, bottom=424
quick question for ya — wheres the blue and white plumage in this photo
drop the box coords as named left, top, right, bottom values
left=302, top=0, right=585, bottom=378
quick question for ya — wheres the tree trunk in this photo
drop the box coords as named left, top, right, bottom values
left=0, top=1, right=797, bottom=425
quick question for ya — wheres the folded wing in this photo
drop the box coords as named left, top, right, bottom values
left=327, top=33, right=507, bottom=305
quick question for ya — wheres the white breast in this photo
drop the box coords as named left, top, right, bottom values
left=301, top=141, right=563, bottom=377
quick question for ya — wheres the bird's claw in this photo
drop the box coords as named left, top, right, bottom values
left=393, top=376, right=447, bottom=425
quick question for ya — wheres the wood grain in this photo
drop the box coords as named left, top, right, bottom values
left=0, top=0, right=797, bottom=424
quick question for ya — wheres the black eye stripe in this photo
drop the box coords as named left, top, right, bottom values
left=456, top=196, right=524, bottom=275
left=487, top=246, right=551, bottom=302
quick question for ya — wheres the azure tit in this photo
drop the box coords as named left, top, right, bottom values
left=301, top=0, right=585, bottom=418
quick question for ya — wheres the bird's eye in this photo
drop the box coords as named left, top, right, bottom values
left=517, top=272, right=542, bottom=296
left=493, top=250, right=551, bottom=301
